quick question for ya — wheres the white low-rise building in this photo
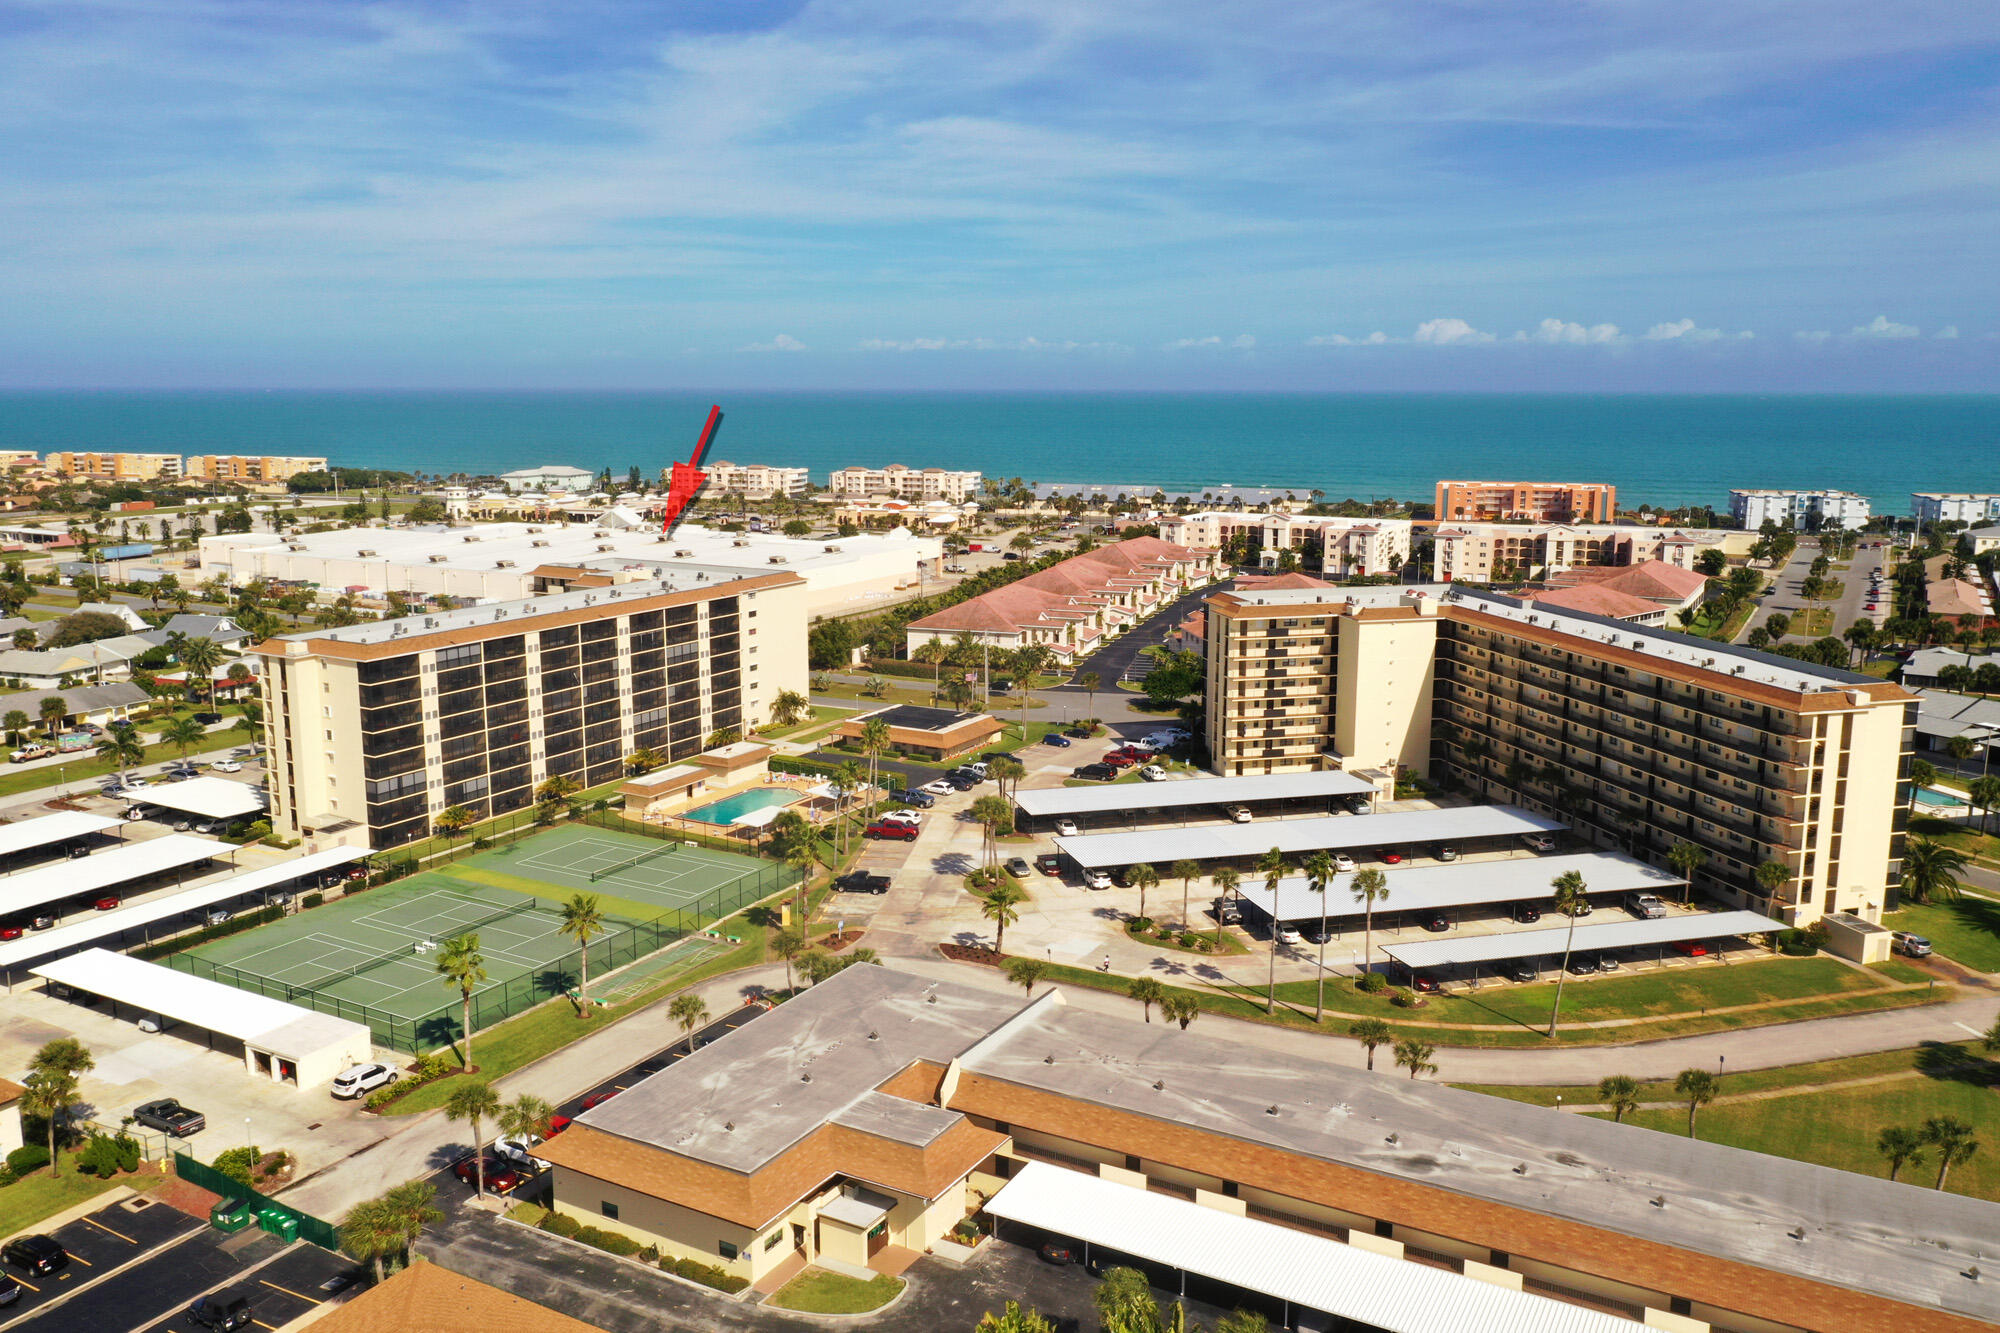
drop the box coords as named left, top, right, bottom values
left=1728, top=488, right=1872, bottom=530
left=1911, top=492, right=2000, bottom=526
left=497, top=464, right=597, bottom=493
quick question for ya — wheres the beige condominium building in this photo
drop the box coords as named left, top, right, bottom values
left=1205, top=584, right=1912, bottom=925
left=184, top=455, right=329, bottom=484
left=255, top=571, right=807, bottom=849
left=47, top=451, right=184, bottom=481
left=704, top=462, right=810, bottom=500
left=1434, top=479, right=1617, bottom=523
left=827, top=464, right=982, bottom=503
left=1155, top=512, right=1413, bottom=578
left=1430, top=522, right=1726, bottom=583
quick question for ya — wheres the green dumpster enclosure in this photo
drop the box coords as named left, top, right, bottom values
left=210, top=1198, right=252, bottom=1233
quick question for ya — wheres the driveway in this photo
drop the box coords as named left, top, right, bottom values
left=1734, top=538, right=1885, bottom=645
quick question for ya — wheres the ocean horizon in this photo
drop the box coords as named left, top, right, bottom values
left=1, top=390, right=1994, bottom=514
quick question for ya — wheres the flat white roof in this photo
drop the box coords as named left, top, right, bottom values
left=1235, top=852, right=1683, bottom=923
left=986, top=1162, right=1638, bottom=1333
left=0, top=835, right=228, bottom=917
left=1015, top=770, right=1374, bottom=820
left=127, top=776, right=267, bottom=821
left=0, top=812, right=122, bottom=859
left=1054, top=805, right=1564, bottom=870
left=0, top=848, right=364, bottom=970
left=1380, top=910, right=1786, bottom=970
left=31, top=948, right=369, bottom=1058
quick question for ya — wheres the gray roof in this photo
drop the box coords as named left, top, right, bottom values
left=1379, top=909, right=1785, bottom=969
left=1902, top=647, right=2000, bottom=679
left=1016, top=769, right=1375, bottom=820
left=272, top=575, right=760, bottom=648
left=1907, top=688, right=2000, bottom=742
left=1054, top=804, right=1565, bottom=870
left=0, top=638, right=150, bottom=675
left=0, top=682, right=148, bottom=715
left=575, top=964, right=1004, bottom=1174
left=1235, top=851, right=1682, bottom=923
left=138, top=614, right=251, bottom=648
left=960, top=984, right=2000, bottom=1325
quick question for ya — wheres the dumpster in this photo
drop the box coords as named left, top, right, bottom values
left=256, top=1207, right=299, bottom=1242
left=210, top=1198, right=252, bottom=1233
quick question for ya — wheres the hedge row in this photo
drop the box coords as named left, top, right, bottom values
left=536, top=1211, right=748, bottom=1292
left=132, top=903, right=284, bottom=961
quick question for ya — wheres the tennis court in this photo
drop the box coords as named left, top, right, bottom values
left=459, top=823, right=784, bottom=928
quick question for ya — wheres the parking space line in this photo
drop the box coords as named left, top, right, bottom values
left=12, top=1275, right=37, bottom=1293
left=253, top=1320, right=280, bottom=1330
left=258, top=1278, right=322, bottom=1304
left=82, top=1214, right=137, bottom=1244
left=68, top=1252, right=94, bottom=1266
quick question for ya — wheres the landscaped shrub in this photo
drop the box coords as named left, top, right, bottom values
left=663, top=1255, right=750, bottom=1294
left=1177, top=931, right=1203, bottom=950
left=132, top=904, right=285, bottom=961
left=1774, top=928, right=1820, bottom=957
left=540, top=1210, right=582, bottom=1238
left=212, top=1145, right=261, bottom=1186
left=1126, top=916, right=1154, bottom=933
left=76, top=1132, right=141, bottom=1179
left=1389, top=987, right=1419, bottom=1008
left=1356, top=972, right=1389, bottom=993
left=575, top=1225, right=642, bottom=1257
left=2, top=1143, right=50, bottom=1183
left=301, top=892, right=324, bottom=910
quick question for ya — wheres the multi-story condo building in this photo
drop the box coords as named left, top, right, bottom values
left=703, top=461, right=809, bottom=500
left=827, top=464, right=981, bottom=503
left=1430, top=522, right=1715, bottom=583
left=184, top=455, right=329, bottom=484
left=1727, top=488, right=1871, bottom=531
left=1434, top=479, right=1617, bottom=524
left=1910, top=492, right=2000, bottom=526
left=1154, top=512, right=1412, bottom=578
left=256, top=572, right=807, bottom=849
left=47, top=452, right=184, bottom=481
left=1203, top=584, right=1912, bottom=925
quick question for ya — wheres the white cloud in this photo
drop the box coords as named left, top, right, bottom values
left=1934, top=325, right=1959, bottom=340
left=1306, top=331, right=1395, bottom=346
left=1412, top=317, right=1495, bottom=345
left=1641, top=319, right=1751, bottom=343
left=1164, top=334, right=1256, bottom=351
left=1794, top=330, right=1832, bottom=343
left=1850, top=315, right=1919, bottom=339
left=1231, top=333, right=1256, bottom=349
left=857, top=336, right=1128, bottom=353
left=739, top=333, right=806, bottom=352
left=1518, top=318, right=1623, bottom=344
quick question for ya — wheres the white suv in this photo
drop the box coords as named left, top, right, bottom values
left=1223, top=805, right=1252, bottom=823
left=331, top=1063, right=398, bottom=1099
left=879, top=810, right=922, bottom=827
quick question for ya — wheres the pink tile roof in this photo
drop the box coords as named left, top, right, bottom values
left=1524, top=584, right=1662, bottom=620
left=909, top=537, right=1208, bottom=637
left=1928, top=579, right=1990, bottom=619
left=1551, top=559, right=1708, bottom=603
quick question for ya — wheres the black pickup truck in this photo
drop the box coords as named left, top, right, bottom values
left=133, top=1098, right=206, bottom=1137
left=835, top=871, right=891, bottom=895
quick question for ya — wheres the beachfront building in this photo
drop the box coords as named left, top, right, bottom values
left=1434, top=479, right=1617, bottom=524
left=1203, top=583, right=1911, bottom=925
left=703, top=462, right=810, bottom=501
left=1430, top=522, right=1720, bottom=583
left=828, top=464, right=981, bottom=504
left=498, top=464, right=597, bottom=493
left=1154, top=512, right=1412, bottom=578
left=183, top=455, right=328, bottom=486
left=903, top=536, right=1221, bottom=662
left=1727, top=489, right=1872, bottom=531
left=1911, top=492, right=2000, bottom=526
left=199, top=519, right=940, bottom=616
left=534, top=963, right=1998, bottom=1333
left=255, top=572, right=808, bottom=849
left=47, top=452, right=185, bottom=481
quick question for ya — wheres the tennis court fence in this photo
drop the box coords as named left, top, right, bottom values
left=163, top=857, right=797, bottom=1051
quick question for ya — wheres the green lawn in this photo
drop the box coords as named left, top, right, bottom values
left=1787, top=608, right=1834, bottom=637
left=1456, top=1040, right=1987, bottom=1107
left=767, top=1268, right=905, bottom=1314
left=1414, top=956, right=1883, bottom=1027
left=1906, top=814, right=2000, bottom=867
left=758, top=704, right=858, bottom=740
left=1881, top=898, right=2000, bottom=973
left=0, top=1154, right=161, bottom=1236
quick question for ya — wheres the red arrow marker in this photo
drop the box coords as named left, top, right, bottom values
left=660, top=405, right=723, bottom=533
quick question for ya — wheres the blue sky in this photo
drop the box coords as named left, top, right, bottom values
left=2, top=0, right=1996, bottom=390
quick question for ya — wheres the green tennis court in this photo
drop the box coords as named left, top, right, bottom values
left=457, top=823, right=784, bottom=927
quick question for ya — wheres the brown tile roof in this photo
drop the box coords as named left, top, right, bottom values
left=1521, top=584, right=1661, bottom=620
left=308, top=1261, right=609, bottom=1333
left=0, top=1077, right=21, bottom=1106
left=1928, top=578, right=1989, bottom=618
left=909, top=537, right=1210, bottom=635
left=1551, top=559, right=1708, bottom=602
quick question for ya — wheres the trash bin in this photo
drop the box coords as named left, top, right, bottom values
left=210, top=1198, right=252, bottom=1233
left=255, top=1207, right=299, bottom=1242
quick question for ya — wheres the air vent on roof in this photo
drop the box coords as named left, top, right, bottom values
left=357, top=549, right=376, bottom=558
left=675, top=549, right=692, bottom=558
left=531, top=540, right=549, bottom=548
left=595, top=543, right=612, bottom=553
left=527, top=526, right=542, bottom=534
left=733, top=538, right=749, bottom=547
left=427, top=554, right=447, bottom=563
left=424, top=618, right=438, bottom=628
left=823, top=544, right=841, bottom=554
left=768, top=555, right=788, bottom=565
left=495, top=560, right=514, bottom=569
left=461, top=534, right=479, bottom=543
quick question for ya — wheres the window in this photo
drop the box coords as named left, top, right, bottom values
left=763, top=1230, right=783, bottom=1251
left=719, top=1241, right=739, bottom=1261
left=600, top=1201, right=619, bottom=1220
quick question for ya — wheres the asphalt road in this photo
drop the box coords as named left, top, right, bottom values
left=1735, top=538, right=1887, bottom=645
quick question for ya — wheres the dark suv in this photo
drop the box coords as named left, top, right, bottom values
left=835, top=871, right=890, bottom=894
left=1071, top=762, right=1117, bottom=781
left=891, top=788, right=935, bottom=809
left=187, top=1294, right=255, bottom=1331
left=2, top=1236, right=66, bottom=1276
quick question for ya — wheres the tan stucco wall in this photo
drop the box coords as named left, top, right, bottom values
left=1334, top=613, right=1436, bottom=774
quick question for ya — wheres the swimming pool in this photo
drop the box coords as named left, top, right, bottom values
left=1913, top=786, right=1968, bottom=809
left=683, top=787, right=802, bottom=825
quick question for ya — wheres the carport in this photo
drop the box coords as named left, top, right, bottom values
left=1234, top=852, right=1684, bottom=930
left=0, top=834, right=229, bottom=922
left=984, top=1163, right=1639, bottom=1333
left=1014, top=770, right=1377, bottom=832
left=1380, top=910, right=1787, bottom=983
left=125, top=775, right=267, bottom=825
left=1054, top=805, right=1565, bottom=871
left=0, top=847, right=366, bottom=984
left=30, top=948, right=372, bottom=1089
left=0, top=811, right=124, bottom=866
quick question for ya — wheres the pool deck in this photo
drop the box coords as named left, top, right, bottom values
left=641, top=774, right=826, bottom=831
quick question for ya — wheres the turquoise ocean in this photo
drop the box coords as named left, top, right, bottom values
left=0, top=392, right=1993, bottom=513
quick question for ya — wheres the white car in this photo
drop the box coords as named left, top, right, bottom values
left=879, top=810, right=922, bottom=827
left=1277, top=925, right=1303, bottom=945
left=211, top=760, right=243, bottom=774
left=1084, top=869, right=1113, bottom=890
left=331, top=1063, right=398, bottom=1099
left=1054, top=819, right=1079, bottom=837
left=1138, top=765, right=1168, bottom=782
left=1144, top=730, right=1187, bottom=748
left=494, top=1136, right=551, bottom=1172
left=920, top=780, right=955, bottom=797
left=1333, top=854, right=1357, bottom=873
left=1223, top=805, right=1252, bottom=823
left=1522, top=833, right=1559, bottom=853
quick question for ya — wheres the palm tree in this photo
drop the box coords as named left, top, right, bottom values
left=769, top=688, right=809, bottom=729
left=858, top=717, right=892, bottom=798
left=434, top=804, right=475, bottom=843
left=772, top=926, right=807, bottom=995
left=174, top=636, right=227, bottom=707
left=1598, top=1074, right=1640, bottom=1123
left=1908, top=758, right=1937, bottom=806
left=1256, top=847, right=1287, bottom=1014
left=1077, top=669, right=1100, bottom=721
left=340, top=1197, right=404, bottom=1285
left=435, top=934, right=488, bottom=1071
left=1393, top=1038, right=1438, bottom=1080
left=1969, top=775, right=2000, bottom=836
left=499, top=1093, right=556, bottom=1147
left=559, top=893, right=606, bottom=1013
left=833, top=760, right=865, bottom=851
left=1674, top=1068, right=1718, bottom=1138
left=1753, top=859, right=1791, bottom=908
left=669, top=992, right=710, bottom=1052
left=94, top=726, right=146, bottom=789
left=1547, top=871, right=1590, bottom=1037
left=1665, top=840, right=1706, bottom=903
left=1127, top=976, right=1166, bottom=1023
left=1348, top=1017, right=1391, bottom=1071
left=1004, top=957, right=1047, bottom=996
left=380, top=1179, right=442, bottom=1272
left=913, top=640, right=947, bottom=702
left=1170, top=859, right=1201, bottom=932
left=159, top=715, right=204, bottom=762
left=21, top=1037, right=93, bottom=1177
left=1297, top=850, right=1335, bottom=1022
left=2, top=709, right=27, bottom=744
left=1125, top=863, right=1159, bottom=923
left=1209, top=865, right=1240, bottom=946
left=982, top=878, right=1029, bottom=952
left=988, top=754, right=1026, bottom=802
left=970, top=794, right=1013, bottom=870
left=1876, top=1126, right=1927, bottom=1183
left=38, top=695, right=66, bottom=738
left=1349, top=867, right=1389, bottom=985
left=1946, top=733, right=1978, bottom=776
left=444, top=1080, right=501, bottom=1199
left=1920, top=1116, right=1979, bottom=1191
left=1900, top=836, right=1971, bottom=904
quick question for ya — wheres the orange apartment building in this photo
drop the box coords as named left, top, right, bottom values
left=1435, top=479, right=1617, bottom=523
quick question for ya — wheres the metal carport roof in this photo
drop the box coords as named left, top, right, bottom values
left=985, top=1162, right=1639, bottom=1333
left=1054, top=804, right=1564, bottom=870
left=126, top=776, right=267, bottom=821
left=0, top=811, right=123, bottom=861
left=1234, top=852, right=1683, bottom=923
left=0, top=847, right=365, bottom=971
left=1379, top=909, right=1786, bottom=970
left=0, top=834, right=228, bottom=918
left=1014, top=770, right=1375, bottom=819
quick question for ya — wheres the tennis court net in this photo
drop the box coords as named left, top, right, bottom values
left=297, top=895, right=543, bottom=993
left=588, top=840, right=677, bottom=883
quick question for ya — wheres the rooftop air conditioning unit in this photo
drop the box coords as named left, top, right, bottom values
left=424, top=617, right=438, bottom=628
left=733, top=538, right=749, bottom=547
left=461, top=534, right=479, bottom=543
left=495, top=560, right=515, bottom=568
left=824, top=544, right=841, bottom=553
left=768, top=555, right=787, bottom=564
left=357, top=549, right=377, bottom=557
left=1733, top=665, right=1745, bottom=674
left=493, top=609, right=507, bottom=620
left=675, top=549, right=692, bottom=558
left=427, top=554, right=447, bottom=563
left=531, top=540, right=549, bottom=548
left=595, top=544, right=612, bottom=553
